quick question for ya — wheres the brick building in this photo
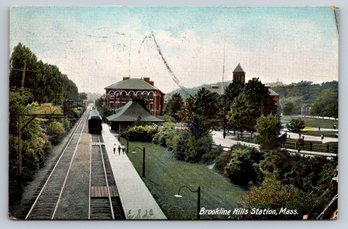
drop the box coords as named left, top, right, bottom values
left=104, top=77, right=165, bottom=117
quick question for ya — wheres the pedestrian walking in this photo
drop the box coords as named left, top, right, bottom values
left=122, top=145, right=126, bottom=154
left=321, top=134, right=324, bottom=142
left=113, top=144, right=116, bottom=154
left=118, top=145, right=121, bottom=155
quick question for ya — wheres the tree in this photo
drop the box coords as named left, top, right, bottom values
left=283, top=102, right=294, bottom=115
left=78, top=92, right=88, bottom=102
left=311, top=88, right=338, bottom=118
left=222, top=145, right=264, bottom=186
left=10, top=43, right=39, bottom=89
left=224, top=81, right=244, bottom=111
left=227, top=78, right=277, bottom=135
left=255, top=114, right=282, bottom=151
left=228, top=93, right=257, bottom=136
left=286, top=118, right=305, bottom=138
left=242, top=176, right=312, bottom=219
left=164, top=93, right=183, bottom=121
left=188, top=88, right=222, bottom=138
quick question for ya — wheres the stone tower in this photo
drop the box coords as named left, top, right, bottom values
left=233, top=63, right=245, bottom=84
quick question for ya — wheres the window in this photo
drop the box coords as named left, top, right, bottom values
left=149, top=92, right=154, bottom=100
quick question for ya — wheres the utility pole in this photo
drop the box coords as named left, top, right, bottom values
left=21, top=61, right=27, bottom=88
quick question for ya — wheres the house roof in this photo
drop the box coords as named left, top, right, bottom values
left=233, top=63, right=245, bottom=73
left=268, top=88, right=279, bottom=96
left=105, top=78, right=163, bottom=93
left=106, top=101, right=164, bottom=122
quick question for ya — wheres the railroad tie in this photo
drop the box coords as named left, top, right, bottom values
left=91, top=186, right=119, bottom=198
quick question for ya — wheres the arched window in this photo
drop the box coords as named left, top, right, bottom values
left=149, top=92, right=154, bottom=100
left=108, top=91, right=115, bottom=100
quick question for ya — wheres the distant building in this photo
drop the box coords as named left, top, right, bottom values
left=301, top=104, right=312, bottom=116
left=209, top=63, right=280, bottom=105
left=104, top=77, right=165, bottom=117
left=267, top=88, right=280, bottom=105
left=106, top=100, right=164, bottom=133
left=233, top=63, right=245, bottom=84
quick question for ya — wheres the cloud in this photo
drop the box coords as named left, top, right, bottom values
left=10, top=7, right=338, bottom=95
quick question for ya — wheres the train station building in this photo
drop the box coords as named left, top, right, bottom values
left=104, top=77, right=165, bottom=117
left=106, top=100, right=164, bottom=133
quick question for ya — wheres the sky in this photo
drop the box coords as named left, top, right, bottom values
left=10, top=7, right=339, bottom=94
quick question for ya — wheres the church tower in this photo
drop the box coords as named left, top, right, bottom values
left=233, top=63, right=245, bottom=84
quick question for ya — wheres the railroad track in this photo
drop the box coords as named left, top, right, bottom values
left=25, top=112, right=88, bottom=219
left=89, top=135, right=124, bottom=220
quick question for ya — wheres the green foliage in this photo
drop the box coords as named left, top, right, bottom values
left=172, top=131, right=191, bottom=161
left=9, top=44, right=81, bottom=207
left=228, top=93, right=258, bottom=135
left=152, top=122, right=177, bottom=147
left=286, top=118, right=305, bottom=137
left=256, top=152, right=337, bottom=219
left=311, top=88, right=338, bottom=118
left=282, top=102, right=294, bottom=115
left=185, top=88, right=222, bottom=139
left=46, top=121, right=65, bottom=145
left=215, top=145, right=264, bottom=187
left=224, top=81, right=244, bottom=111
left=256, top=114, right=282, bottom=151
left=201, top=145, right=224, bottom=165
left=166, top=130, right=213, bottom=163
left=95, top=95, right=114, bottom=122
left=122, top=124, right=158, bottom=142
left=78, top=92, right=88, bottom=102
left=272, top=80, right=338, bottom=117
left=242, top=176, right=312, bottom=219
left=228, top=78, right=276, bottom=134
left=185, top=135, right=213, bottom=163
left=164, top=93, right=184, bottom=121
left=10, top=44, right=79, bottom=103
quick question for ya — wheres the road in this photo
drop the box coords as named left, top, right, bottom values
left=211, top=130, right=337, bottom=158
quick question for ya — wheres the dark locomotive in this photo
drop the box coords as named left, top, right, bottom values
left=88, top=109, right=102, bottom=134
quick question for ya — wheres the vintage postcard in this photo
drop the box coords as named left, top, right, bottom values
left=9, top=6, right=338, bottom=220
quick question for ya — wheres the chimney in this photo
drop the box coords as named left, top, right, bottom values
left=149, top=81, right=154, bottom=86
left=144, top=77, right=150, bottom=83
left=123, top=77, right=130, bottom=80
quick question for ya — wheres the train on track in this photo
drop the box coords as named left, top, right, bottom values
left=88, top=109, right=102, bottom=134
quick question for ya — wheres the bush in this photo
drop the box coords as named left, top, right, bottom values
left=172, top=131, right=191, bottom=161
left=46, top=121, right=65, bottom=145
left=201, top=145, right=224, bottom=165
left=122, top=124, right=158, bottom=142
left=242, top=176, right=313, bottom=219
left=184, top=135, right=213, bottom=163
left=215, top=145, right=264, bottom=187
left=152, top=122, right=176, bottom=147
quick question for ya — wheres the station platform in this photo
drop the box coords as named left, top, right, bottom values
left=101, top=124, right=167, bottom=220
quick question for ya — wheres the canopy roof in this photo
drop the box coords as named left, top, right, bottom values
left=106, top=101, right=164, bottom=123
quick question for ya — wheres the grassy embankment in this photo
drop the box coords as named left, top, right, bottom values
left=120, top=138, right=245, bottom=220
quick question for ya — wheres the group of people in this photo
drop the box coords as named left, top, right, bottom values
left=113, top=143, right=126, bottom=155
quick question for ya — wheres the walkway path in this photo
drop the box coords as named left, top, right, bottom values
left=211, top=131, right=337, bottom=158
left=102, top=124, right=167, bottom=219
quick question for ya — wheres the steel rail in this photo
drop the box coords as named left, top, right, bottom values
left=25, top=112, right=87, bottom=219
left=97, top=135, right=115, bottom=219
left=51, top=115, right=87, bottom=219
